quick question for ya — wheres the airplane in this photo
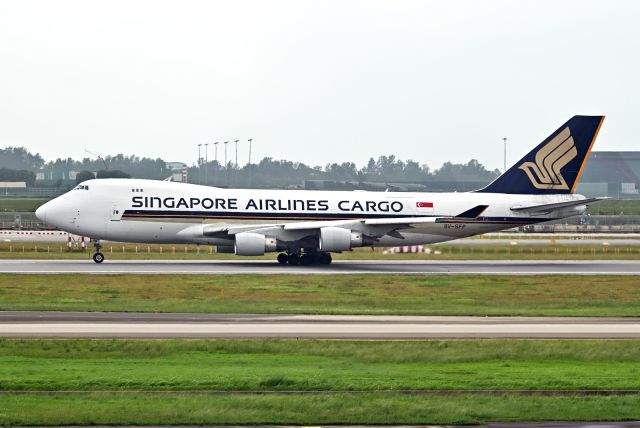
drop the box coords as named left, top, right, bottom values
left=36, top=115, right=606, bottom=265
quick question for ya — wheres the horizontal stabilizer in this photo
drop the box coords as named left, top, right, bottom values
left=510, top=197, right=608, bottom=213
left=456, top=205, right=489, bottom=218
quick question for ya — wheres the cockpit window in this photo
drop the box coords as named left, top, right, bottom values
left=74, top=185, right=90, bottom=190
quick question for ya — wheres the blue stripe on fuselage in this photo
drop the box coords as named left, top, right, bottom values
left=122, top=209, right=554, bottom=224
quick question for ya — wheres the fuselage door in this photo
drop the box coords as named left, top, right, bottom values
left=110, top=204, right=122, bottom=221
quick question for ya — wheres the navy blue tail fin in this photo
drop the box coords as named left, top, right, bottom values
left=476, top=115, right=605, bottom=194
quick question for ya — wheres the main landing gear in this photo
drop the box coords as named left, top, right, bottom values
left=92, top=240, right=104, bottom=263
left=277, top=251, right=332, bottom=265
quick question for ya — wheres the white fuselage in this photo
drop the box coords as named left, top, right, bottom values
left=36, top=178, right=586, bottom=250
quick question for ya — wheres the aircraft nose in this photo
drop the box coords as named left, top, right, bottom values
left=35, top=203, right=47, bottom=223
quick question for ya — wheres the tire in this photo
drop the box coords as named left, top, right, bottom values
left=92, top=252, right=105, bottom=264
left=288, top=254, right=300, bottom=265
left=277, top=253, right=288, bottom=264
left=319, top=253, right=332, bottom=265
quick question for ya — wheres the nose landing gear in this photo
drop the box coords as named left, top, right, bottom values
left=92, top=240, right=104, bottom=263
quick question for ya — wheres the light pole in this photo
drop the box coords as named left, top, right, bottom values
left=214, top=142, right=219, bottom=185
left=204, top=143, right=209, bottom=185
left=197, top=143, right=202, bottom=183
left=247, top=138, right=253, bottom=188
left=224, top=141, right=229, bottom=186
left=502, top=137, right=507, bottom=173
left=234, top=140, right=239, bottom=168
left=234, top=139, right=239, bottom=186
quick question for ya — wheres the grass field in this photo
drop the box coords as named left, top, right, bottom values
left=3, top=339, right=640, bottom=391
left=0, top=197, right=49, bottom=212
left=2, top=274, right=640, bottom=316
left=587, top=199, right=640, bottom=215
left=1, top=242, right=639, bottom=260
left=2, top=339, right=640, bottom=425
left=5, top=392, right=640, bottom=425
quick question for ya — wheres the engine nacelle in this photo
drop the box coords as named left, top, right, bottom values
left=234, top=232, right=277, bottom=256
left=319, top=227, right=364, bottom=252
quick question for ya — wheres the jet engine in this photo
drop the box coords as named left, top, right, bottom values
left=318, top=227, right=365, bottom=252
left=234, top=232, right=277, bottom=256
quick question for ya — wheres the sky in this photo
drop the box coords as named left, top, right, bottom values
left=0, top=0, right=638, bottom=171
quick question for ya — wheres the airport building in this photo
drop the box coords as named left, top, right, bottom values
left=166, top=162, right=188, bottom=183
left=577, top=151, right=640, bottom=198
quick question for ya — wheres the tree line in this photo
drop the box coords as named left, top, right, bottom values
left=0, top=146, right=500, bottom=188
left=190, top=156, right=499, bottom=189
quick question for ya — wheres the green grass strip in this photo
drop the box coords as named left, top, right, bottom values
left=0, top=197, right=49, bottom=212
left=2, top=339, right=640, bottom=392
left=2, top=274, right=640, bottom=316
left=2, top=392, right=640, bottom=425
left=3, top=339, right=640, bottom=425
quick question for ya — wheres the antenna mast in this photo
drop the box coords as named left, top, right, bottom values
left=84, top=149, right=108, bottom=170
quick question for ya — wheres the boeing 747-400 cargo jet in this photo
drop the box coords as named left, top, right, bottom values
left=36, top=115, right=605, bottom=265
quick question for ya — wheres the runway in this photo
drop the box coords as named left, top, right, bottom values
left=2, top=312, right=640, bottom=338
left=1, top=259, right=640, bottom=274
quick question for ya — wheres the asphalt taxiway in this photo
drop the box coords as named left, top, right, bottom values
left=2, top=312, right=640, bottom=338
left=1, top=259, right=640, bottom=274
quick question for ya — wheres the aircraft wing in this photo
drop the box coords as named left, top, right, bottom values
left=510, top=197, right=607, bottom=214
left=282, top=204, right=488, bottom=231
left=220, top=217, right=443, bottom=239
left=283, top=217, right=445, bottom=239
left=223, top=205, right=486, bottom=237
left=177, top=205, right=489, bottom=242
left=283, top=216, right=439, bottom=229
left=177, top=217, right=443, bottom=241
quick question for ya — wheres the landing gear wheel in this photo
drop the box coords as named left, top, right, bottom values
left=277, top=253, right=288, bottom=264
left=287, top=254, right=301, bottom=265
left=91, top=240, right=104, bottom=264
left=319, top=253, right=332, bottom=265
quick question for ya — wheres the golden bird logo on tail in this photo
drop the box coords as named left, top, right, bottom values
left=518, top=126, right=577, bottom=190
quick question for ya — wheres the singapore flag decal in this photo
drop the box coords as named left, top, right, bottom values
left=416, top=202, right=433, bottom=208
